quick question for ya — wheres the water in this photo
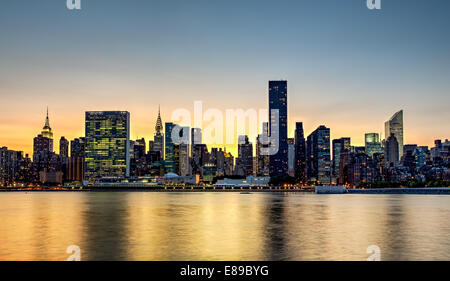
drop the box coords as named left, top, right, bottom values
left=1, top=192, right=450, bottom=261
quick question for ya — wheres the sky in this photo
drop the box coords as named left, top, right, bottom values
left=0, top=0, right=449, bottom=156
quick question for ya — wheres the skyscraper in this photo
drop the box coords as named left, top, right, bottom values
left=178, top=126, right=191, bottom=176
left=59, top=136, right=69, bottom=180
left=307, top=125, right=331, bottom=185
left=165, top=122, right=177, bottom=174
left=191, top=128, right=204, bottom=174
left=69, top=137, right=85, bottom=182
left=332, top=137, right=351, bottom=177
left=33, top=108, right=54, bottom=160
left=85, top=111, right=130, bottom=181
left=268, top=80, right=288, bottom=177
left=256, top=122, right=269, bottom=177
left=288, top=138, right=295, bottom=177
left=236, top=135, right=253, bottom=176
left=385, top=134, right=399, bottom=167
left=152, top=106, right=164, bottom=160
left=59, top=137, right=69, bottom=159
left=365, top=133, right=382, bottom=157
left=294, top=122, right=306, bottom=182
left=41, top=107, right=54, bottom=140
left=32, top=110, right=55, bottom=179
left=385, top=110, right=404, bottom=159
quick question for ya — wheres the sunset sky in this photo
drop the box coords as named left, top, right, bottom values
left=0, top=0, right=449, bottom=156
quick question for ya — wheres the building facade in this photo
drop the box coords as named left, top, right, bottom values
left=307, top=125, right=332, bottom=185
left=268, top=80, right=288, bottom=177
left=385, top=110, right=404, bottom=159
left=365, top=133, right=382, bottom=157
left=85, top=111, right=130, bottom=181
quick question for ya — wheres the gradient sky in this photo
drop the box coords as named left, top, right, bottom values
left=0, top=0, right=449, bottom=156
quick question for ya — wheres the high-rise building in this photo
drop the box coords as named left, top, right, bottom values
left=152, top=106, right=164, bottom=160
left=332, top=138, right=350, bottom=178
left=0, top=147, right=32, bottom=186
left=59, top=137, right=69, bottom=159
left=130, top=138, right=147, bottom=177
left=33, top=115, right=54, bottom=181
left=33, top=108, right=54, bottom=162
left=365, top=133, right=382, bottom=157
left=348, top=153, right=375, bottom=187
left=307, top=125, right=331, bottom=185
left=294, top=122, right=306, bottom=182
left=256, top=122, right=269, bottom=177
left=288, top=138, right=295, bottom=177
left=33, top=134, right=53, bottom=163
left=268, top=80, right=288, bottom=177
left=431, top=139, right=449, bottom=165
left=178, top=126, right=191, bottom=176
left=385, top=110, right=404, bottom=159
left=235, top=135, right=253, bottom=176
left=59, top=136, right=69, bottom=180
left=191, top=128, right=204, bottom=175
left=69, top=137, right=85, bottom=182
left=41, top=107, right=54, bottom=140
left=402, top=144, right=418, bottom=172
left=85, top=111, right=130, bottom=181
left=165, top=122, right=177, bottom=174
left=71, top=137, right=85, bottom=158
left=32, top=109, right=63, bottom=184
left=414, top=146, right=429, bottom=168
left=385, top=134, right=399, bottom=167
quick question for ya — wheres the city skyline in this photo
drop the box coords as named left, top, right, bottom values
left=1, top=1, right=449, bottom=156
left=0, top=95, right=447, bottom=158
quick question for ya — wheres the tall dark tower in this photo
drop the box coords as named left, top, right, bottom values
left=268, top=80, right=288, bottom=177
left=294, top=122, right=306, bottom=182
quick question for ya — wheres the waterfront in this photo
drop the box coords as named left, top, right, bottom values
left=1, top=192, right=450, bottom=261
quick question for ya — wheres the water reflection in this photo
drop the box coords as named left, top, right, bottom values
left=1, top=192, right=450, bottom=261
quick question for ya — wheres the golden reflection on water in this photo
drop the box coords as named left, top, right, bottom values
left=1, top=192, right=450, bottom=261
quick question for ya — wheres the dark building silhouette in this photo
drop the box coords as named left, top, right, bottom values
left=268, top=80, right=288, bottom=177
left=256, top=122, right=269, bottom=177
left=385, top=134, right=399, bottom=167
left=294, top=122, right=306, bottom=182
left=306, top=125, right=331, bottom=185
left=69, top=137, right=85, bottom=182
left=235, top=135, right=253, bottom=176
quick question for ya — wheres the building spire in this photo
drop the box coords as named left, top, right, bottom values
left=155, top=105, right=163, bottom=135
left=44, top=106, right=50, bottom=128
left=41, top=106, right=53, bottom=139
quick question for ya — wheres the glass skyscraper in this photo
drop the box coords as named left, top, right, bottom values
left=85, top=111, right=130, bottom=181
left=165, top=122, right=177, bottom=174
left=268, top=80, right=288, bottom=177
left=365, top=133, right=382, bottom=157
left=307, top=125, right=331, bottom=185
left=332, top=137, right=350, bottom=177
left=385, top=110, right=404, bottom=159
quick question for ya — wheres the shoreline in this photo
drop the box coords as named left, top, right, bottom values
left=1, top=186, right=450, bottom=194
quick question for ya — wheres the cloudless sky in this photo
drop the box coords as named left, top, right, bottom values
left=0, top=0, right=449, bottom=155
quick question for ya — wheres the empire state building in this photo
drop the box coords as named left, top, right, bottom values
left=41, top=107, right=53, bottom=139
